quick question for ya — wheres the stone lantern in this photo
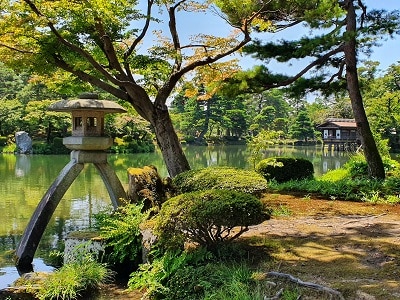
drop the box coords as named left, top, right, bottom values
left=16, top=94, right=127, bottom=270
left=49, top=95, right=126, bottom=150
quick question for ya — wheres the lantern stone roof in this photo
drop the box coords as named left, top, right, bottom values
left=48, top=98, right=126, bottom=114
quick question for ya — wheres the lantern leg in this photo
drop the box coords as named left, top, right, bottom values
left=15, top=160, right=84, bottom=271
left=94, top=162, right=126, bottom=208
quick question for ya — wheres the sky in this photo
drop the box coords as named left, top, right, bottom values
left=137, top=0, right=400, bottom=76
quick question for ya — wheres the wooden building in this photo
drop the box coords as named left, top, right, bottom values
left=317, top=118, right=360, bottom=151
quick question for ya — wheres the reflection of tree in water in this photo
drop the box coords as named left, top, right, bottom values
left=0, top=235, right=18, bottom=254
left=185, top=145, right=249, bottom=170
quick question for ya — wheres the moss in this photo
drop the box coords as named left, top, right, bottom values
left=172, top=167, right=268, bottom=196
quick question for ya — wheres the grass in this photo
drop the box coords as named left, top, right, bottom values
left=13, top=242, right=113, bottom=300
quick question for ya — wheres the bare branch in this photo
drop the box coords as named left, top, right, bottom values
left=267, top=272, right=345, bottom=300
left=124, top=0, right=154, bottom=59
left=52, top=54, right=127, bottom=100
left=0, top=42, right=34, bottom=54
left=326, top=59, right=346, bottom=84
left=262, top=44, right=345, bottom=89
left=123, top=0, right=154, bottom=82
left=94, top=17, right=125, bottom=75
left=357, top=0, right=367, bottom=28
left=167, top=1, right=185, bottom=71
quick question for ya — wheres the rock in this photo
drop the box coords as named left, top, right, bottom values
left=355, top=290, right=376, bottom=300
left=0, top=272, right=50, bottom=300
left=127, top=165, right=167, bottom=211
left=64, top=231, right=105, bottom=264
left=15, top=131, right=32, bottom=154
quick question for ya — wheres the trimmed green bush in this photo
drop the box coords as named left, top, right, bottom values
left=172, top=167, right=268, bottom=196
left=255, top=157, right=314, bottom=182
left=153, top=189, right=269, bottom=251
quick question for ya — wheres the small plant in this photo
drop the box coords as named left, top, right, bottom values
left=385, top=194, right=400, bottom=204
left=272, top=205, right=291, bottom=217
left=282, top=288, right=301, bottom=300
left=302, top=194, right=311, bottom=200
left=361, top=190, right=382, bottom=204
left=36, top=243, right=112, bottom=300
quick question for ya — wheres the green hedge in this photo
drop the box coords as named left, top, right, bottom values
left=255, top=157, right=314, bottom=183
left=154, top=189, right=269, bottom=251
left=172, top=167, right=268, bottom=196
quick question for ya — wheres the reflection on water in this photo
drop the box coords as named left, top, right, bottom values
left=0, top=259, right=54, bottom=289
left=0, top=145, right=351, bottom=288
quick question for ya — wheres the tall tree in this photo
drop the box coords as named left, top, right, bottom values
left=237, top=1, right=400, bottom=179
left=0, top=0, right=267, bottom=177
left=289, top=109, right=315, bottom=142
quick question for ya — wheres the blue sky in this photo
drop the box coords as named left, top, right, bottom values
left=137, top=0, right=399, bottom=75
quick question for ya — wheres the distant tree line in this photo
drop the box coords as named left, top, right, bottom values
left=2, top=61, right=400, bottom=153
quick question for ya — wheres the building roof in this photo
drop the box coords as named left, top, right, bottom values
left=317, top=118, right=356, bottom=129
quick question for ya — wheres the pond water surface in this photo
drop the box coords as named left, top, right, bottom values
left=0, top=145, right=351, bottom=288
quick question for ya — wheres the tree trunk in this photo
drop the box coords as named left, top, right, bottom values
left=124, top=84, right=191, bottom=178
left=152, top=107, right=190, bottom=177
left=344, top=0, right=385, bottom=179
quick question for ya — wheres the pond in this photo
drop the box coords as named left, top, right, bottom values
left=0, top=145, right=350, bottom=289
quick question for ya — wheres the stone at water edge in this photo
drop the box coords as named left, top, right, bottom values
left=15, top=131, right=32, bottom=154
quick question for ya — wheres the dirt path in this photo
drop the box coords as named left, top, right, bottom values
left=242, top=194, right=400, bottom=300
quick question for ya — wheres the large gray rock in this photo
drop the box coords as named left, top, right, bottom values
left=15, top=131, right=32, bottom=154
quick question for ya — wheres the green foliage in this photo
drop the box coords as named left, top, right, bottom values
left=247, top=130, right=290, bottom=167
left=154, top=189, right=268, bottom=251
left=255, top=157, right=314, bottom=183
left=271, top=204, right=292, bottom=217
left=111, top=136, right=155, bottom=153
left=172, top=167, right=268, bottom=196
left=288, top=110, right=316, bottom=142
left=36, top=243, right=112, bottom=300
left=94, top=203, right=147, bottom=265
left=128, top=248, right=212, bottom=298
left=0, top=136, right=7, bottom=146
left=270, top=155, right=400, bottom=201
left=32, top=138, right=70, bottom=154
left=319, top=168, right=350, bottom=182
left=1, top=143, right=16, bottom=153
left=343, top=153, right=400, bottom=179
left=129, top=247, right=272, bottom=300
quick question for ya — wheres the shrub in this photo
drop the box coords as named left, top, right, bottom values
left=1, top=143, right=16, bottom=153
left=32, top=141, right=52, bottom=154
left=94, top=203, right=147, bottom=266
left=343, top=153, right=400, bottom=179
left=255, top=157, right=314, bottom=183
left=172, top=167, right=268, bottom=196
left=153, top=189, right=269, bottom=251
left=110, top=136, right=155, bottom=153
left=50, top=137, right=70, bottom=154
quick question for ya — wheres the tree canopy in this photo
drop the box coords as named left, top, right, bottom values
left=222, top=0, right=400, bottom=178
left=0, top=0, right=273, bottom=176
